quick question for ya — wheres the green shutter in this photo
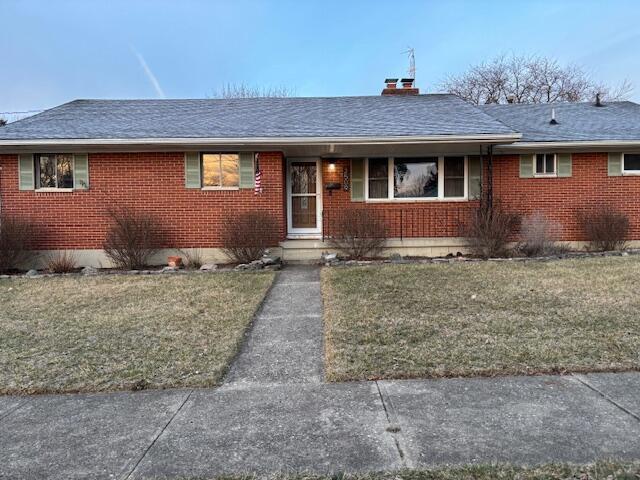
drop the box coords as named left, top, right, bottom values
left=184, top=152, right=201, bottom=188
left=557, top=153, right=572, bottom=177
left=468, top=156, right=482, bottom=199
left=73, top=153, right=89, bottom=189
left=351, top=158, right=364, bottom=201
left=239, top=152, right=255, bottom=189
left=519, top=154, right=534, bottom=178
left=18, top=153, right=34, bottom=190
left=608, top=152, right=622, bottom=176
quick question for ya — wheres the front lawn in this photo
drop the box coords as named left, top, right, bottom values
left=0, top=272, right=274, bottom=394
left=323, top=257, right=640, bottom=381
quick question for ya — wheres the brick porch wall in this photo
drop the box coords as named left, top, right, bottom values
left=321, top=158, right=479, bottom=238
left=321, top=154, right=640, bottom=242
left=0, top=152, right=286, bottom=250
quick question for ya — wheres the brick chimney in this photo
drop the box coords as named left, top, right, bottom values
left=382, top=77, right=419, bottom=95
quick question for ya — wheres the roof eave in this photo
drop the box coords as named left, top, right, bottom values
left=494, top=139, right=640, bottom=153
left=0, top=133, right=522, bottom=149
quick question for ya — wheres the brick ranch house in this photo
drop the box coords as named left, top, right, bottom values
left=1, top=79, right=640, bottom=266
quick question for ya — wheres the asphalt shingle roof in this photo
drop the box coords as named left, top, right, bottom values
left=480, top=101, right=640, bottom=142
left=0, top=95, right=516, bottom=140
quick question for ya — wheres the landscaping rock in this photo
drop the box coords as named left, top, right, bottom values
left=81, top=266, right=98, bottom=276
left=389, top=252, right=403, bottom=263
left=126, top=270, right=140, bottom=275
left=261, top=254, right=281, bottom=265
left=161, top=266, right=178, bottom=273
left=200, top=263, right=218, bottom=271
left=25, top=269, right=39, bottom=278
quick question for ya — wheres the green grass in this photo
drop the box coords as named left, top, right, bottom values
left=0, top=272, right=275, bottom=394
left=323, top=256, right=640, bottom=381
left=190, top=461, right=640, bottom=479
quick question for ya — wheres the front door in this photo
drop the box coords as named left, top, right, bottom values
left=287, top=158, right=322, bottom=236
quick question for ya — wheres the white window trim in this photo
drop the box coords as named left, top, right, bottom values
left=364, top=156, right=468, bottom=202
left=622, top=153, right=640, bottom=175
left=34, top=153, right=76, bottom=191
left=200, top=152, right=241, bottom=190
left=533, top=153, right=557, bottom=177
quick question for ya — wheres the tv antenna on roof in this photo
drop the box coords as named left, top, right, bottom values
left=402, top=47, right=416, bottom=79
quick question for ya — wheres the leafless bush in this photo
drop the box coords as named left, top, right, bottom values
left=462, top=203, right=520, bottom=258
left=221, top=211, right=280, bottom=264
left=0, top=215, right=37, bottom=273
left=578, top=207, right=630, bottom=251
left=518, top=212, right=564, bottom=257
left=103, top=207, right=161, bottom=270
left=46, top=251, right=77, bottom=273
left=328, top=208, right=388, bottom=259
left=180, top=248, right=204, bottom=269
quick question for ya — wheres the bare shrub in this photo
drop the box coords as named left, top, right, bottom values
left=103, top=207, right=161, bottom=270
left=46, top=251, right=77, bottom=273
left=0, top=216, right=37, bottom=273
left=578, top=206, right=630, bottom=251
left=328, top=208, right=388, bottom=260
left=221, top=211, right=280, bottom=264
left=462, top=203, right=520, bottom=258
left=518, top=212, right=563, bottom=257
left=180, top=248, right=204, bottom=269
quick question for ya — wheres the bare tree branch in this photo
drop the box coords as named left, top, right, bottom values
left=211, top=83, right=296, bottom=99
left=442, top=55, right=633, bottom=104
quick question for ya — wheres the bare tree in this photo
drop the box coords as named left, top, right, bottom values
left=212, top=83, right=296, bottom=99
left=442, top=55, right=633, bottom=104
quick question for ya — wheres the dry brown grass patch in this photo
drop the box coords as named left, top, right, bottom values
left=0, top=272, right=274, bottom=394
left=323, top=257, right=640, bottom=381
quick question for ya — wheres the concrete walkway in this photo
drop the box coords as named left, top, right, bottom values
left=2, top=266, right=640, bottom=478
left=224, top=266, right=323, bottom=385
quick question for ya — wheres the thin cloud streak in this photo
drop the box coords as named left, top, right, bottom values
left=130, top=46, right=166, bottom=98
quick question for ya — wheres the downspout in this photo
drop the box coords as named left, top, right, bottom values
left=487, top=144, right=494, bottom=210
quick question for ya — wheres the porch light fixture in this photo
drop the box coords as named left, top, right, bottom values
left=328, top=158, right=337, bottom=171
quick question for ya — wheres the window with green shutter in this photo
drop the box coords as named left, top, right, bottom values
left=24, top=153, right=89, bottom=190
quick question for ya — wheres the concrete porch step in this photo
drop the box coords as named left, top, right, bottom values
left=280, top=237, right=470, bottom=262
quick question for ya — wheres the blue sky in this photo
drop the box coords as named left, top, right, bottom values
left=1, top=0, right=639, bottom=116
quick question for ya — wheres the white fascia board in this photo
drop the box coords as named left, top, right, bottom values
left=495, top=140, right=640, bottom=152
left=0, top=133, right=522, bottom=148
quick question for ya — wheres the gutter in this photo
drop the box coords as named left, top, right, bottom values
left=495, top=140, right=640, bottom=152
left=0, top=133, right=522, bottom=148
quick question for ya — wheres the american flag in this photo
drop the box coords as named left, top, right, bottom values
left=254, top=154, right=263, bottom=195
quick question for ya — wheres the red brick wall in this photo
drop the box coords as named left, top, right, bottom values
left=0, top=152, right=286, bottom=249
left=3, top=151, right=640, bottom=249
left=494, top=152, right=640, bottom=241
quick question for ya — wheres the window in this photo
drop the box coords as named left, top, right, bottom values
left=623, top=153, right=640, bottom=173
left=368, top=158, right=388, bottom=199
left=444, top=156, right=465, bottom=197
left=535, top=153, right=556, bottom=175
left=202, top=153, right=239, bottom=188
left=394, top=157, right=438, bottom=198
left=364, top=156, right=468, bottom=201
left=35, top=154, right=73, bottom=189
